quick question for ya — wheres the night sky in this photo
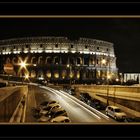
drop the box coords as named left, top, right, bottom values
left=0, top=17, right=140, bottom=73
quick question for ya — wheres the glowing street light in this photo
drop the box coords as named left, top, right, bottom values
left=106, top=74, right=111, bottom=106
left=25, top=74, right=29, bottom=80
left=107, top=75, right=111, bottom=80
left=67, top=64, right=70, bottom=68
left=116, top=78, right=119, bottom=82
left=17, top=57, right=29, bottom=84
left=20, top=61, right=26, bottom=68
left=67, top=64, right=72, bottom=86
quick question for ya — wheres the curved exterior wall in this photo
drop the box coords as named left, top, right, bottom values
left=0, top=36, right=118, bottom=84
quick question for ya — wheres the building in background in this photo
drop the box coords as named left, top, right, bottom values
left=123, top=73, right=140, bottom=84
left=0, top=36, right=118, bottom=84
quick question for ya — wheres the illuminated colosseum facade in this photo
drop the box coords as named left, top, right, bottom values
left=0, top=36, right=118, bottom=84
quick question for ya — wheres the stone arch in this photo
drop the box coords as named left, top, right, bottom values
left=30, top=70, right=36, bottom=78
left=12, top=57, right=17, bottom=65
left=45, top=56, right=51, bottom=64
left=90, top=58, right=94, bottom=65
left=38, top=56, right=43, bottom=64
left=69, top=57, right=75, bottom=65
left=61, top=70, right=67, bottom=79
left=76, top=71, right=80, bottom=79
left=31, top=57, right=36, bottom=64
left=53, top=56, right=59, bottom=64
left=6, top=57, right=11, bottom=64
left=77, top=57, right=82, bottom=65
left=61, top=56, right=67, bottom=65
left=46, top=70, right=51, bottom=78
left=54, top=71, right=59, bottom=79
left=37, top=70, right=44, bottom=78
left=69, top=70, right=74, bottom=78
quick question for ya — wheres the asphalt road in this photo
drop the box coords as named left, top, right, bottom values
left=26, top=85, right=117, bottom=123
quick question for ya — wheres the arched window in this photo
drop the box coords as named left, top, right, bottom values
left=37, top=71, right=44, bottom=78
left=45, top=57, right=52, bottom=64
left=31, top=70, right=36, bottom=78
left=31, top=57, right=36, bottom=64
left=38, top=56, right=43, bottom=64
left=70, top=58, right=75, bottom=65
left=77, top=57, right=82, bottom=65
left=12, top=57, right=17, bottom=65
left=6, top=58, right=11, bottom=64
left=54, top=57, right=59, bottom=64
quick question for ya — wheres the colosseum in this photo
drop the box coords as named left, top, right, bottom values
left=0, top=36, right=118, bottom=84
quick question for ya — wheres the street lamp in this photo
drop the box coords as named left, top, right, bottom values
left=20, top=61, right=26, bottom=68
left=25, top=74, right=29, bottom=80
left=18, top=58, right=29, bottom=84
left=67, top=64, right=72, bottom=87
left=107, top=74, right=111, bottom=106
left=24, top=74, right=30, bottom=83
left=101, top=58, right=107, bottom=84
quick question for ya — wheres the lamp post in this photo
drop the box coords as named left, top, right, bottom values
left=67, top=64, right=72, bottom=87
left=107, top=75, right=111, bottom=106
left=101, top=58, right=107, bottom=84
left=19, top=59, right=28, bottom=84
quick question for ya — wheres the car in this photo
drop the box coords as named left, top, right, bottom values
left=79, top=92, right=91, bottom=103
left=48, top=108, right=68, bottom=118
left=50, top=116, right=71, bottom=123
left=39, top=103, right=61, bottom=116
left=48, top=100, right=59, bottom=105
left=124, top=117, right=140, bottom=122
left=87, top=99, right=107, bottom=110
left=37, top=115, right=51, bottom=122
left=40, top=100, right=59, bottom=109
left=105, top=105, right=127, bottom=120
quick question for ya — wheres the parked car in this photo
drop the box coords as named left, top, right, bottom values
left=79, top=92, right=91, bottom=103
left=40, top=100, right=59, bottom=108
left=50, top=116, right=71, bottom=123
left=87, top=99, right=107, bottom=110
left=39, top=103, right=61, bottom=116
left=105, top=105, right=127, bottom=120
left=69, top=88, right=76, bottom=95
left=37, top=115, right=51, bottom=122
left=124, top=117, right=140, bottom=122
left=49, top=108, right=68, bottom=118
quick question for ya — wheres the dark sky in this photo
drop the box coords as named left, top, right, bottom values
left=0, top=18, right=140, bottom=73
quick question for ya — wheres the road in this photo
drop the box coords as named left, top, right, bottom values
left=26, top=85, right=116, bottom=123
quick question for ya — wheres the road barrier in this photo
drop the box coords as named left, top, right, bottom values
left=0, top=86, right=28, bottom=122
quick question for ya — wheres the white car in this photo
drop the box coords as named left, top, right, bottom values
left=105, top=105, right=127, bottom=120
left=50, top=116, right=71, bottom=123
left=37, top=115, right=51, bottom=122
left=39, top=103, right=61, bottom=116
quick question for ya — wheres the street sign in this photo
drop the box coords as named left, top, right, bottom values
left=4, top=63, right=14, bottom=74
